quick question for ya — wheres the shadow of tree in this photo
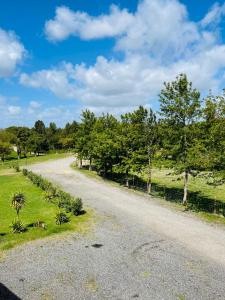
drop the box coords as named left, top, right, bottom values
left=103, top=172, right=225, bottom=216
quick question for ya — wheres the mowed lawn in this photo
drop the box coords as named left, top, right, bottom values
left=149, top=168, right=225, bottom=203
left=0, top=173, right=91, bottom=252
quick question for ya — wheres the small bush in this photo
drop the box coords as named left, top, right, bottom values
left=70, top=198, right=83, bottom=216
left=58, top=191, right=72, bottom=210
left=55, top=212, right=69, bottom=225
left=33, top=220, right=46, bottom=229
left=43, top=190, right=55, bottom=202
left=22, top=168, right=28, bottom=176
left=12, top=163, right=20, bottom=172
left=11, top=220, right=26, bottom=233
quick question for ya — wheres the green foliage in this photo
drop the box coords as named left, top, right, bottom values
left=12, top=162, right=20, bottom=172
left=0, top=174, right=90, bottom=251
left=11, top=192, right=25, bottom=218
left=70, top=198, right=83, bottom=216
left=55, top=212, right=69, bottom=225
left=11, top=220, right=26, bottom=233
left=23, top=169, right=84, bottom=217
left=22, top=168, right=28, bottom=176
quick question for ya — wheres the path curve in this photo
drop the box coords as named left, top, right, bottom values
left=1, top=157, right=225, bottom=300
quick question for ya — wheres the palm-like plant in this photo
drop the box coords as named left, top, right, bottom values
left=11, top=192, right=25, bottom=219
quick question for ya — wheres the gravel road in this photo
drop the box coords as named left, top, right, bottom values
left=1, top=157, right=225, bottom=300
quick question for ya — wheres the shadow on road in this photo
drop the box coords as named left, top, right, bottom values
left=0, top=283, right=21, bottom=300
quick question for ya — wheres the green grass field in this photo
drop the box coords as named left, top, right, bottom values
left=0, top=172, right=91, bottom=253
left=0, top=151, right=71, bottom=172
left=149, top=168, right=225, bottom=203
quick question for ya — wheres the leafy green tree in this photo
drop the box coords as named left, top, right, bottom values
left=34, top=120, right=46, bottom=135
left=0, top=130, right=12, bottom=162
left=92, top=114, right=120, bottom=176
left=144, top=109, right=159, bottom=193
left=75, top=110, right=96, bottom=169
left=159, top=74, right=202, bottom=205
left=203, top=92, right=225, bottom=171
left=0, top=141, right=11, bottom=162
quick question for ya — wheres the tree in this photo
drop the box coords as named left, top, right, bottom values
left=203, top=92, right=225, bottom=171
left=17, top=127, right=31, bottom=158
left=0, top=130, right=12, bottom=162
left=34, top=120, right=46, bottom=135
left=11, top=192, right=25, bottom=220
left=144, top=109, right=159, bottom=194
left=75, top=110, right=96, bottom=169
left=92, top=114, right=120, bottom=176
left=0, top=141, right=11, bottom=162
left=159, top=74, right=201, bottom=205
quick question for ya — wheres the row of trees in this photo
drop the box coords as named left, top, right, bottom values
left=0, top=120, right=78, bottom=160
left=74, top=74, right=225, bottom=205
left=0, top=74, right=224, bottom=204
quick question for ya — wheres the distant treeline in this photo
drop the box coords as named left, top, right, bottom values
left=0, top=74, right=224, bottom=205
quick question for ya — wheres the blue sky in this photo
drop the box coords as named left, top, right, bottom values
left=0, top=0, right=225, bottom=127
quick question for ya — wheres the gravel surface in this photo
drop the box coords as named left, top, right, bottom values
left=1, top=157, right=225, bottom=300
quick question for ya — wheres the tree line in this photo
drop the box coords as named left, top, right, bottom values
left=0, top=74, right=224, bottom=205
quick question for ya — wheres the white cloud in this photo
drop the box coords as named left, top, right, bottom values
left=45, top=5, right=133, bottom=42
left=0, top=28, right=26, bottom=78
left=7, top=105, right=21, bottom=115
left=20, top=0, right=225, bottom=109
left=201, top=2, right=225, bottom=27
left=29, top=100, right=41, bottom=109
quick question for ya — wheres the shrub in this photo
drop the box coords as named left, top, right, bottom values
left=43, top=190, right=55, bottom=202
left=33, top=220, right=46, bottom=229
left=55, top=212, right=69, bottom=225
left=22, top=168, right=28, bottom=176
left=58, top=191, right=72, bottom=211
left=12, top=163, right=20, bottom=172
left=70, top=198, right=83, bottom=216
left=11, top=220, right=26, bottom=233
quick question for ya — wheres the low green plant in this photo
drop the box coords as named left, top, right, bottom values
left=11, top=192, right=25, bottom=219
left=11, top=220, right=26, bottom=233
left=43, top=190, right=56, bottom=202
left=12, top=163, right=20, bottom=172
left=55, top=212, right=69, bottom=225
left=22, top=168, right=28, bottom=176
left=70, top=198, right=83, bottom=216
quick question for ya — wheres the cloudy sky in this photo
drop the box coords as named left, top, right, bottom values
left=1, top=0, right=225, bottom=127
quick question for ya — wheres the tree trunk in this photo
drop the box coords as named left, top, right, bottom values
left=79, top=158, right=83, bottom=169
left=183, top=170, right=188, bottom=205
left=89, top=158, right=92, bottom=171
left=125, top=170, right=129, bottom=188
left=147, top=150, right=152, bottom=194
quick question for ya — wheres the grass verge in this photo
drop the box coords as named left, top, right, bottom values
left=71, top=163, right=225, bottom=226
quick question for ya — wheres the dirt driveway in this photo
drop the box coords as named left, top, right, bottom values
left=1, top=157, right=225, bottom=300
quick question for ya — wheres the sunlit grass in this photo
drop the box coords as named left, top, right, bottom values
left=0, top=172, right=91, bottom=253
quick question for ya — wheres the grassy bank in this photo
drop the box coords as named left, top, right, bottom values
left=0, top=152, right=71, bottom=171
left=0, top=172, right=91, bottom=252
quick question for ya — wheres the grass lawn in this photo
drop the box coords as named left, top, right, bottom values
left=0, top=151, right=71, bottom=172
left=0, top=172, right=91, bottom=253
left=149, top=168, right=225, bottom=203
